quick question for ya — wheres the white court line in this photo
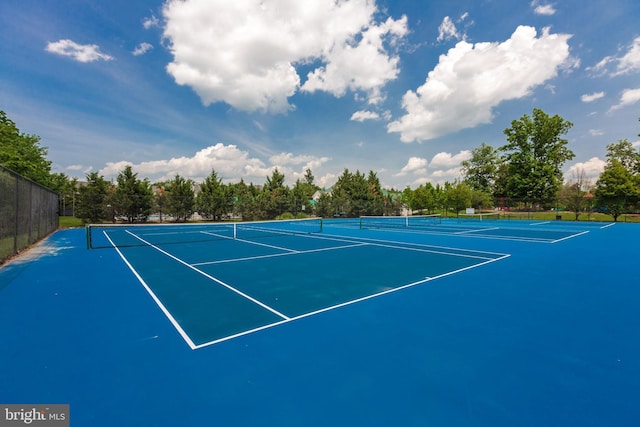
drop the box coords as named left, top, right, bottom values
left=207, top=229, right=499, bottom=262
left=600, top=223, right=616, bottom=229
left=530, top=221, right=550, bottom=226
left=193, top=253, right=511, bottom=349
left=550, top=230, right=590, bottom=243
left=299, top=231, right=503, bottom=259
left=192, top=243, right=368, bottom=266
left=124, top=230, right=290, bottom=320
left=453, top=227, right=500, bottom=235
left=234, top=237, right=299, bottom=253
left=358, top=240, right=497, bottom=261
left=103, top=231, right=198, bottom=350
left=319, top=232, right=510, bottom=258
left=199, top=230, right=235, bottom=240
left=338, top=225, right=559, bottom=243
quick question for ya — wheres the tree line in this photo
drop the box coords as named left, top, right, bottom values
left=1, top=108, right=639, bottom=223
left=73, top=165, right=405, bottom=223
left=455, top=109, right=640, bottom=221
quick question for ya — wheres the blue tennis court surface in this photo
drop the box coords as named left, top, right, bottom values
left=111, top=227, right=508, bottom=348
left=1, top=219, right=639, bottom=426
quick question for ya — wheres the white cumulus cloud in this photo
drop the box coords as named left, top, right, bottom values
left=566, top=157, right=606, bottom=182
left=609, top=87, right=640, bottom=112
left=395, top=151, right=471, bottom=183
left=162, top=0, right=408, bottom=113
left=531, top=1, right=556, bottom=16
left=614, top=36, right=640, bottom=76
left=437, top=13, right=470, bottom=43
left=589, top=37, right=640, bottom=77
left=142, top=14, right=160, bottom=29
left=132, top=42, right=153, bottom=56
left=351, top=110, right=380, bottom=122
left=437, top=16, right=460, bottom=42
left=268, top=152, right=331, bottom=174
left=98, top=144, right=330, bottom=185
left=396, top=157, right=428, bottom=176
left=581, top=91, right=605, bottom=102
left=99, top=143, right=267, bottom=183
left=429, top=150, right=471, bottom=168
left=387, top=26, right=574, bottom=143
left=45, top=39, right=113, bottom=62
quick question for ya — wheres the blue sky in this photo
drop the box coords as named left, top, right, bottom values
left=1, top=0, right=639, bottom=189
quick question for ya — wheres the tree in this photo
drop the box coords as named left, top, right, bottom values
left=461, top=143, right=501, bottom=195
left=444, top=181, right=472, bottom=216
left=605, top=139, right=640, bottom=174
left=288, top=169, right=320, bottom=217
left=500, top=108, right=575, bottom=206
left=0, top=110, right=52, bottom=186
left=303, top=168, right=319, bottom=193
left=558, top=168, right=590, bottom=220
left=382, top=189, right=403, bottom=216
left=50, top=172, right=78, bottom=216
left=112, top=165, right=153, bottom=223
left=367, top=171, right=384, bottom=216
left=76, top=172, right=112, bottom=223
left=315, top=192, right=333, bottom=218
left=197, top=169, right=228, bottom=221
left=261, top=168, right=290, bottom=219
left=402, top=183, right=439, bottom=214
left=229, top=179, right=261, bottom=221
left=469, top=189, right=493, bottom=211
left=331, top=169, right=375, bottom=217
left=595, top=160, right=637, bottom=221
left=165, top=175, right=195, bottom=222
left=594, top=136, right=640, bottom=221
left=291, top=180, right=308, bottom=217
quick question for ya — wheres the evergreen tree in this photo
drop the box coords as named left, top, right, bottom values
left=367, top=171, right=384, bottom=215
left=166, top=174, right=195, bottom=222
left=315, top=192, right=333, bottom=218
left=112, top=165, right=153, bottom=223
left=76, top=172, right=112, bottom=223
left=197, top=169, right=228, bottom=221
left=261, top=168, right=290, bottom=219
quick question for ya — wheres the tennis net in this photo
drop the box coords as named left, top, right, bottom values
left=359, top=214, right=441, bottom=230
left=457, top=212, right=501, bottom=222
left=86, top=218, right=323, bottom=249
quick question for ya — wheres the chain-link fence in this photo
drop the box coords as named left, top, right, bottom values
left=0, top=165, right=59, bottom=263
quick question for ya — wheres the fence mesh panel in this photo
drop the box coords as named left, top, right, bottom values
left=0, top=165, right=59, bottom=263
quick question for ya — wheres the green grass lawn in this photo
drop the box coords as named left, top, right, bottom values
left=445, top=210, right=639, bottom=223
left=59, top=216, right=84, bottom=228
left=501, top=211, right=639, bottom=223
